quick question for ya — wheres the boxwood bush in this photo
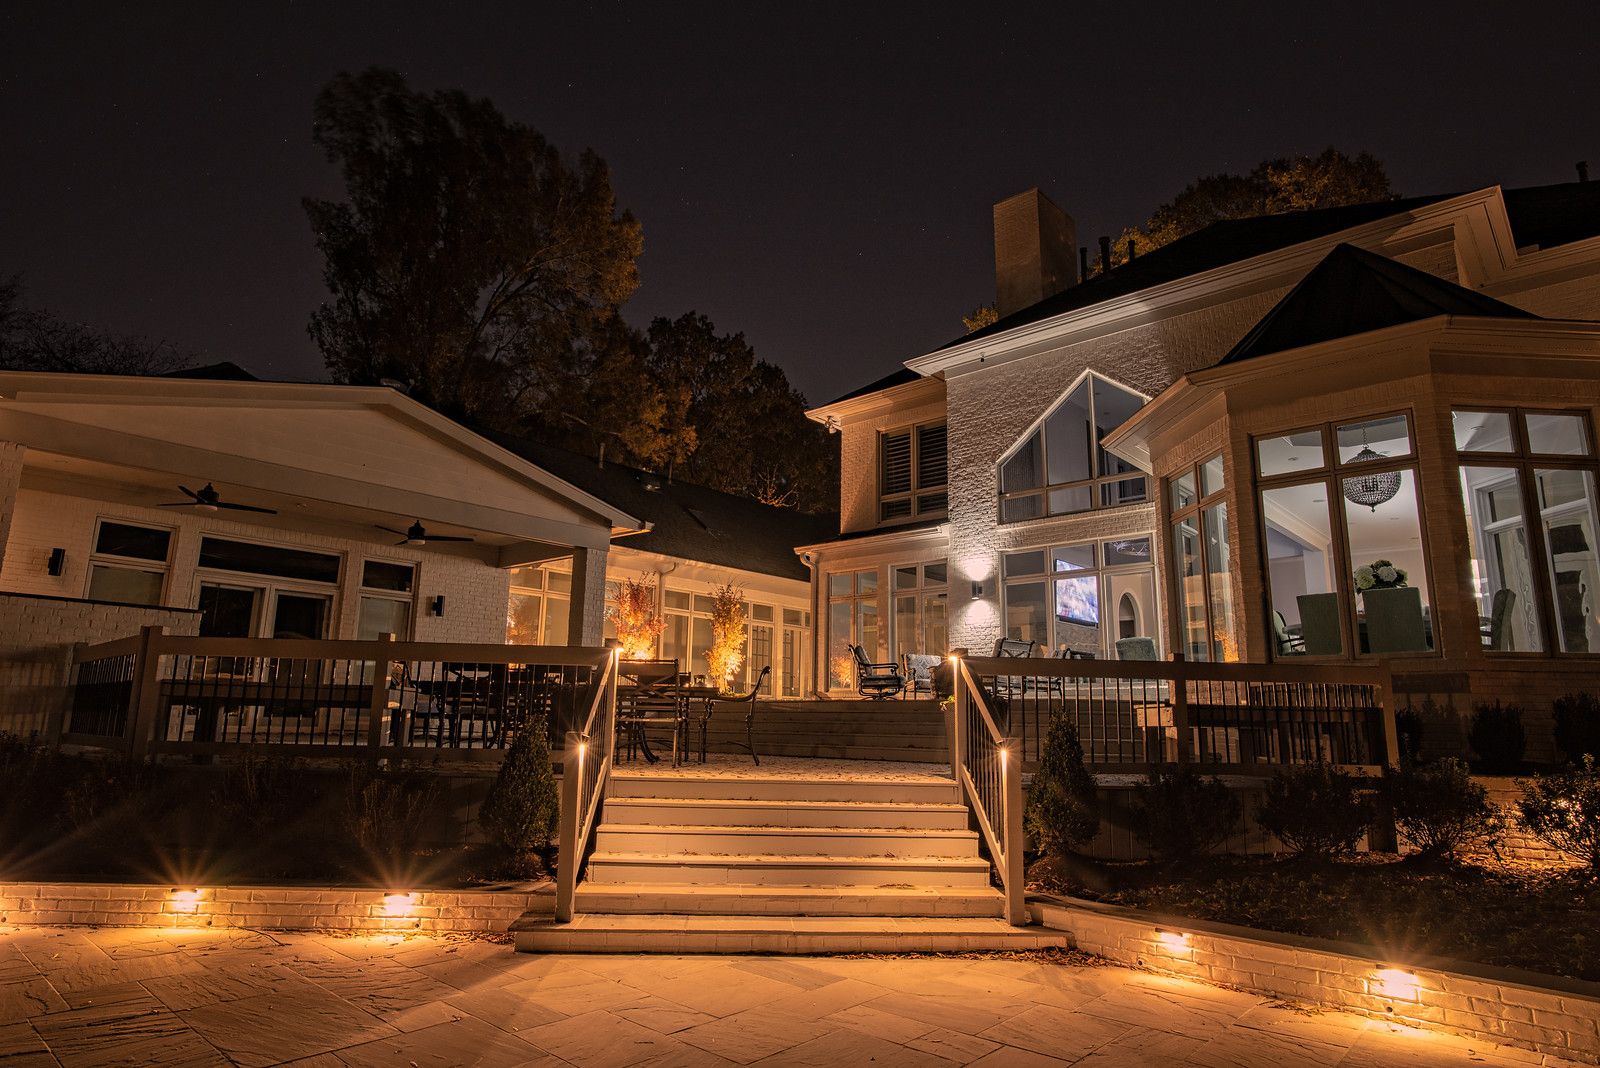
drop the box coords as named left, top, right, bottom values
left=1518, top=756, right=1600, bottom=875
left=1025, top=715, right=1100, bottom=857
left=1257, top=763, right=1375, bottom=860
left=1131, top=764, right=1240, bottom=864
left=1385, top=757, right=1503, bottom=861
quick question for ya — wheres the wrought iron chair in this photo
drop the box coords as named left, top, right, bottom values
left=617, top=658, right=687, bottom=764
left=698, top=666, right=770, bottom=764
left=849, top=644, right=904, bottom=700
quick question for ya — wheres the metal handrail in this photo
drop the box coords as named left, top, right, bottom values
left=555, top=642, right=621, bottom=922
left=950, top=652, right=1027, bottom=926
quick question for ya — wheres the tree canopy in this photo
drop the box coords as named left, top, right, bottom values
left=0, top=275, right=193, bottom=376
left=304, top=67, right=643, bottom=427
left=1102, top=147, right=1394, bottom=272
left=304, top=69, right=836, bottom=512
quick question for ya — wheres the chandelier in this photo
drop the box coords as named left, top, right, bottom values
left=1342, top=446, right=1401, bottom=511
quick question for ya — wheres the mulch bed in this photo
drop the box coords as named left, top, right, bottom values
left=1029, top=853, right=1600, bottom=983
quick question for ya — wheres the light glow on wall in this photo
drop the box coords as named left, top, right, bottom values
left=168, top=888, right=202, bottom=914
left=1156, top=929, right=1191, bottom=950
left=1371, top=967, right=1421, bottom=1003
left=381, top=892, right=416, bottom=918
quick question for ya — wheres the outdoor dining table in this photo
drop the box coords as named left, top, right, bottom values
left=617, top=682, right=723, bottom=765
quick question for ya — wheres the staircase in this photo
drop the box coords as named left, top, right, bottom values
left=513, top=761, right=1064, bottom=954
left=698, top=699, right=947, bottom=763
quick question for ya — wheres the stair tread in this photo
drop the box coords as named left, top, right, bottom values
left=599, top=823, right=976, bottom=837
left=589, top=851, right=988, bottom=866
left=512, top=913, right=1042, bottom=934
left=609, top=797, right=965, bottom=811
left=575, top=883, right=1002, bottom=899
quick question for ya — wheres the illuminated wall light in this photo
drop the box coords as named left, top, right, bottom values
left=381, top=892, right=416, bottom=918
left=1156, top=929, right=1191, bottom=950
left=168, top=888, right=202, bottom=914
left=1371, top=967, right=1421, bottom=1003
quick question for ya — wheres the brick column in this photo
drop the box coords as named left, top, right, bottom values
left=0, top=442, right=25, bottom=576
left=566, top=544, right=610, bottom=647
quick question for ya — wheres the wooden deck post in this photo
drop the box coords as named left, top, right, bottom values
left=365, top=635, right=393, bottom=756
left=1003, top=742, right=1027, bottom=926
left=126, top=625, right=165, bottom=758
left=555, top=730, right=582, bottom=923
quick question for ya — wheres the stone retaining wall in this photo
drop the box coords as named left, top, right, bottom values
left=0, top=882, right=553, bottom=934
left=1034, top=896, right=1600, bottom=1065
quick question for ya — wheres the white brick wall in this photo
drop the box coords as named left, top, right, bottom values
left=0, top=593, right=199, bottom=737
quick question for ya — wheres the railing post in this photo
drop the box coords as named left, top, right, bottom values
left=1169, top=657, right=1192, bottom=764
left=126, top=625, right=165, bottom=758
left=1003, top=742, right=1027, bottom=926
left=947, top=649, right=966, bottom=791
left=1376, top=667, right=1400, bottom=768
left=555, top=729, right=583, bottom=923
left=365, top=636, right=392, bottom=756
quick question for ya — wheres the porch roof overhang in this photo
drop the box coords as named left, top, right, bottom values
left=794, top=519, right=949, bottom=557
left=0, top=371, right=644, bottom=563
left=1100, top=315, right=1600, bottom=472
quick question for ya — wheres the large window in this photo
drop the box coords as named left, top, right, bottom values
left=1455, top=408, right=1600, bottom=655
left=781, top=607, right=812, bottom=697
left=998, top=373, right=1148, bottom=523
left=891, top=560, right=949, bottom=662
left=193, top=536, right=340, bottom=639
left=827, top=569, right=878, bottom=689
left=1170, top=454, right=1236, bottom=661
left=357, top=560, right=415, bottom=640
left=86, top=520, right=172, bottom=606
left=880, top=422, right=947, bottom=523
left=507, top=566, right=571, bottom=644
left=1001, top=537, right=1157, bottom=658
left=1255, top=414, right=1433, bottom=658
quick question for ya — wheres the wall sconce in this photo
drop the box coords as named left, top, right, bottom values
left=47, top=548, right=66, bottom=577
left=430, top=595, right=446, bottom=617
left=971, top=581, right=984, bottom=600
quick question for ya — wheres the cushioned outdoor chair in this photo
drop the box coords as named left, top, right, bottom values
left=850, top=644, right=904, bottom=700
left=902, top=653, right=941, bottom=698
left=1115, top=636, right=1158, bottom=661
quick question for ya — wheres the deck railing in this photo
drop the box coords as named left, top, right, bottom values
left=66, top=626, right=614, bottom=762
left=963, top=653, right=1398, bottom=775
left=555, top=644, right=622, bottom=922
left=949, top=652, right=1027, bottom=925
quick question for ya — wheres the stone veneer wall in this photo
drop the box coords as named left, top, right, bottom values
left=0, top=592, right=201, bottom=738
left=1035, top=897, right=1600, bottom=1064
left=0, top=882, right=553, bottom=934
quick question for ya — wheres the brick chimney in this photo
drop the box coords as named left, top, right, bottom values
left=992, top=188, right=1077, bottom=318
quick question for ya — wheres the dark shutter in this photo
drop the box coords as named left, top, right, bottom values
left=917, top=423, right=948, bottom=489
left=881, top=430, right=913, bottom=495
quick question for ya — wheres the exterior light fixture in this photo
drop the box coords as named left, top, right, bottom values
left=47, top=548, right=65, bottom=576
left=1156, top=929, right=1191, bottom=949
left=430, top=595, right=446, bottom=617
left=381, top=892, right=415, bottom=918
left=168, top=888, right=202, bottom=915
left=971, top=581, right=983, bottom=600
left=1371, top=967, right=1420, bottom=1003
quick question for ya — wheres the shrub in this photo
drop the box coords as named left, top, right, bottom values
left=478, top=715, right=559, bottom=877
left=341, top=761, right=440, bottom=868
left=1257, top=763, right=1374, bottom=859
left=215, top=753, right=320, bottom=838
left=1553, top=693, right=1600, bottom=765
left=1131, top=764, right=1241, bottom=864
left=1386, top=758, right=1503, bottom=861
left=1518, top=755, right=1600, bottom=875
left=1393, top=703, right=1425, bottom=769
left=1025, top=716, right=1100, bottom=857
left=1468, top=701, right=1526, bottom=775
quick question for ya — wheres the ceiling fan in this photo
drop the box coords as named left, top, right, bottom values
left=377, top=520, right=474, bottom=547
left=160, top=483, right=277, bottom=515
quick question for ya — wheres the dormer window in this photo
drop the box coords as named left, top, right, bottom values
left=997, top=372, right=1148, bottom=523
left=880, top=421, right=947, bottom=523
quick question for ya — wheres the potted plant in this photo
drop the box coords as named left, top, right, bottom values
left=707, top=582, right=747, bottom=693
left=609, top=576, right=665, bottom=661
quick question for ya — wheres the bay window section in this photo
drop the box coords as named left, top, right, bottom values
left=1454, top=408, right=1600, bottom=656
left=1169, top=454, right=1236, bottom=661
left=1342, top=466, right=1431, bottom=653
left=1260, top=485, right=1342, bottom=656
left=998, top=372, right=1148, bottom=523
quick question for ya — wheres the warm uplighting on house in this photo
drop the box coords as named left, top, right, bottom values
left=1371, top=967, right=1421, bottom=1003
left=168, top=888, right=202, bottom=914
left=381, top=892, right=416, bottom=918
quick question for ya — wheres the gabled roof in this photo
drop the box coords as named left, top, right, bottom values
left=162, top=361, right=259, bottom=381
left=816, top=367, right=921, bottom=409
left=1214, top=243, right=1538, bottom=366
left=484, top=431, right=838, bottom=582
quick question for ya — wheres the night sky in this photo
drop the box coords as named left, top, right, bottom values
left=3, top=2, right=1596, bottom=405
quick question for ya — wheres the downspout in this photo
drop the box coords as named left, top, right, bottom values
left=655, top=562, right=678, bottom=659
left=799, top=550, right=819, bottom=699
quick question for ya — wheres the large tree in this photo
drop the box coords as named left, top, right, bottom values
left=0, top=275, right=192, bottom=375
left=640, top=312, right=836, bottom=511
left=304, top=68, right=643, bottom=427
left=1103, top=148, right=1394, bottom=272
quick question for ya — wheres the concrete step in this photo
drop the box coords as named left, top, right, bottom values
left=602, top=795, right=970, bottom=830
left=584, top=851, right=993, bottom=888
left=594, top=823, right=980, bottom=859
left=607, top=770, right=959, bottom=805
left=512, top=913, right=1065, bottom=955
left=572, top=883, right=1005, bottom=918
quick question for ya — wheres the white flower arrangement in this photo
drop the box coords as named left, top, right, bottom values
left=1355, top=558, right=1408, bottom=592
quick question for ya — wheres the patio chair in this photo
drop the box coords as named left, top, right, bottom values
left=1481, top=588, right=1516, bottom=651
left=698, top=666, right=770, bottom=764
left=1115, top=636, right=1158, bottom=661
left=902, top=653, right=940, bottom=698
left=850, top=644, right=904, bottom=700
left=617, top=658, right=687, bottom=764
left=992, top=637, right=1037, bottom=658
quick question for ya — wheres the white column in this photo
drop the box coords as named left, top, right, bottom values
left=0, top=442, right=24, bottom=576
left=566, top=543, right=610, bottom=646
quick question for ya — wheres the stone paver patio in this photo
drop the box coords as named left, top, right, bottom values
left=0, top=925, right=1582, bottom=1067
